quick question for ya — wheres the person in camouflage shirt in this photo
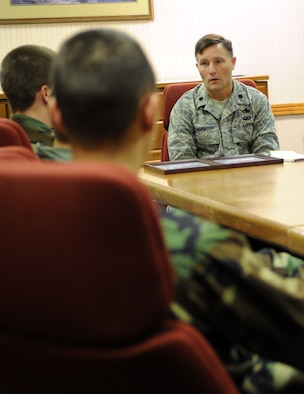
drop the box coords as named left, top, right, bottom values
left=0, top=45, right=55, bottom=148
left=51, top=29, right=303, bottom=393
left=10, top=113, right=54, bottom=146
left=168, top=34, right=279, bottom=160
left=161, top=207, right=304, bottom=393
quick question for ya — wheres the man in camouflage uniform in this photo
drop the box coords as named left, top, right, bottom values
left=51, top=29, right=303, bottom=393
left=168, top=34, right=279, bottom=160
left=162, top=208, right=304, bottom=393
left=0, top=45, right=55, bottom=149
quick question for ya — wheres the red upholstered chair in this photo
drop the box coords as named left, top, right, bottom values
left=161, top=82, right=200, bottom=161
left=0, top=145, right=38, bottom=161
left=0, top=118, right=33, bottom=151
left=239, top=78, right=257, bottom=89
left=161, top=79, right=258, bottom=161
left=0, top=161, right=239, bottom=394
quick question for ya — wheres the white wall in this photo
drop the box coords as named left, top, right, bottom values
left=1, top=0, right=304, bottom=105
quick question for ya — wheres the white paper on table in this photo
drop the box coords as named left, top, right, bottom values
left=270, top=150, right=304, bottom=162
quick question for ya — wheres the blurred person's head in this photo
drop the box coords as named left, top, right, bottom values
left=50, top=29, right=157, bottom=171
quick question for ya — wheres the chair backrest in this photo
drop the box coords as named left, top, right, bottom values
left=161, top=82, right=200, bottom=161
left=0, top=118, right=33, bottom=151
left=0, top=145, right=39, bottom=161
left=162, top=82, right=200, bottom=131
left=0, top=161, right=239, bottom=394
left=239, top=78, right=257, bottom=89
left=161, top=79, right=258, bottom=161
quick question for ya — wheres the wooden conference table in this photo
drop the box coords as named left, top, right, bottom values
left=139, top=160, right=304, bottom=257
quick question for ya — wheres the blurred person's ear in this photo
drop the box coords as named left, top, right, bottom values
left=140, top=92, right=158, bottom=134
left=40, top=85, right=50, bottom=105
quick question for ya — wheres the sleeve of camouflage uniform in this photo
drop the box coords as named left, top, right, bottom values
left=168, top=91, right=198, bottom=160
left=249, top=90, right=280, bottom=154
left=159, top=207, right=304, bottom=372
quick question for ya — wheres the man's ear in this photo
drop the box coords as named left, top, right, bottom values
left=41, top=85, right=50, bottom=105
left=49, top=96, right=68, bottom=136
left=140, top=92, right=158, bottom=134
left=231, top=56, right=237, bottom=70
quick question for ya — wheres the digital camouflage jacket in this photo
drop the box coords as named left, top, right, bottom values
left=168, top=80, right=279, bottom=160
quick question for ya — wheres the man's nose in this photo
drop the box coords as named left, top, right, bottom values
left=209, top=62, right=216, bottom=74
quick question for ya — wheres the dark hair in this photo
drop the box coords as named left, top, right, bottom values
left=52, top=29, right=156, bottom=149
left=195, top=34, right=233, bottom=59
left=0, top=45, right=56, bottom=112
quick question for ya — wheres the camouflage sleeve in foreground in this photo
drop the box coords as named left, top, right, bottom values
left=160, top=207, right=304, bottom=372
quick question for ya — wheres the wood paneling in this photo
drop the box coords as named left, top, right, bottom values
left=0, top=94, right=10, bottom=118
left=271, top=103, right=304, bottom=116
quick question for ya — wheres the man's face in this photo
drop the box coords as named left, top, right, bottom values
left=196, top=43, right=236, bottom=99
